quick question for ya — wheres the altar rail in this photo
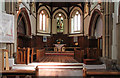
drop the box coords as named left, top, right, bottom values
left=45, top=47, right=81, bottom=52
left=83, top=68, right=120, bottom=78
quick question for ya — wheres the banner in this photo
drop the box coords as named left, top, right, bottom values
left=0, top=13, right=14, bottom=43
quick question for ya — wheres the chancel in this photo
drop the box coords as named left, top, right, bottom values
left=0, top=1, right=120, bottom=78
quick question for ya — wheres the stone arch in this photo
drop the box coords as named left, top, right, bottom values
left=17, top=8, right=31, bottom=48
left=52, top=7, right=68, bottom=18
left=37, top=7, right=50, bottom=33
left=17, top=8, right=31, bottom=36
left=89, top=9, right=103, bottom=38
left=37, top=6, right=51, bottom=18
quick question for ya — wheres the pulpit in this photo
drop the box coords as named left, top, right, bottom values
left=54, top=44, right=66, bottom=52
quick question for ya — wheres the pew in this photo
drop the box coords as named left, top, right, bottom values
left=17, top=47, right=26, bottom=64
left=83, top=48, right=102, bottom=64
left=0, top=70, right=36, bottom=78
left=0, top=49, right=9, bottom=71
left=36, top=48, right=45, bottom=61
left=86, top=48, right=101, bottom=59
left=17, top=47, right=34, bottom=64
left=74, top=49, right=84, bottom=62
left=83, top=68, right=120, bottom=78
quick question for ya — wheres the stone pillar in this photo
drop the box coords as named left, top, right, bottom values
left=101, top=2, right=106, bottom=57
left=10, top=44, right=14, bottom=58
left=102, top=2, right=113, bottom=58
left=116, top=23, right=120, bottom=65
left=105, top=2, right=109, bottom=58
left=108, top=2, right=114, bottom=59
left=63, top=19, right=68, bottom=34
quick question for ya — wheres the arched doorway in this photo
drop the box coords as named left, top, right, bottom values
left=89, top=9, right=103, bottom=50
left=17, top=8, right=31, bottom=48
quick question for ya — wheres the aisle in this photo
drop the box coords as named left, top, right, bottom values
left=37, top=55, right=78, bottom=63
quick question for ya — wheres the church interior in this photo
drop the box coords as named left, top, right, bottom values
left=0, top=0, right=120, bottom=78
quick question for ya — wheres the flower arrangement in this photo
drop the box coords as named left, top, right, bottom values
left=56, top=39, right=63, bottom=44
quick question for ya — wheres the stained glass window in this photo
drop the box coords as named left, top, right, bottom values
left=57, top=13, right=64, bottom=33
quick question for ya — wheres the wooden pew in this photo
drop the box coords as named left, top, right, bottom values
left=83, top=68, right=120, bottom=78
left=0, top=70, right=35, bottom=78
left=0, top=49, right=9, bottom=71
left=36, top=48, right=45, bottom=61
left=83, top=48, right=102, bottom=64
left=17, top=47, right=34, bottom=64
left=86, top=48, right=101, bottom=59
left=74, top=49, right=84, bottom=62
left=17, top=47, right=26, bottom=64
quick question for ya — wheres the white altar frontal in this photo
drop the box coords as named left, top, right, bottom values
left=54, top=44, right=66, bottom=52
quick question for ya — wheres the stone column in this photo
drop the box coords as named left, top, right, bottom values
left=116, top=23, right=120, bottom=65
left=108, top=2, right=114, bottom=59
left=101, top=2, right=106, bottom=57
left=10, top=44, right=14, bottom=58
left=102, top=2, right=113, bottom=58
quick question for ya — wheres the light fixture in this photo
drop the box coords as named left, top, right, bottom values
left=41, top=11, right=44, bottom=14
left=59, top=14, right=61, bottom=16
left=76, top=11, right=79, bottom=14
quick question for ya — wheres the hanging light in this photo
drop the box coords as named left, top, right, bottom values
left=59, top=14, right=61, bottom=16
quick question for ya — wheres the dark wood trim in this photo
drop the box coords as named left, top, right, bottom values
left=37, top=32, right=50, bottom=35
left=69, top=33, right=84, bottom=35
left=0, top=70, right=35, bottom=75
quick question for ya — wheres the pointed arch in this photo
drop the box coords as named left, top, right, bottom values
left=89, top=9, right=103, bottom=37
left=17, top=8, right=31, bottom=36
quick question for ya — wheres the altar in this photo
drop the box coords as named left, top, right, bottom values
left=54, top=44, right=66, bottom=52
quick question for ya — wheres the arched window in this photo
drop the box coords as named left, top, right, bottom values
left=71, top=11, right=81, bottom=33
left=39, top=10, right=48, bottom=31
left=57, top=13, right=64, bottom=33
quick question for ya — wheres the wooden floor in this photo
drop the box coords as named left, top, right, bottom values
left=11, top=55, right=83, bottom=77
left=37, top=55, right=78, bottom=63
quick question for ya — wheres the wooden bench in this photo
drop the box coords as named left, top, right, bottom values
left=74, top=49, right=84, bottom=62
left=83, top=59, right=97, bottom=65
left=17, top=47, right=34, bottom=64
left=36, top=48, right=45, bottom=61
left=0, top=70, right=35, bottom=78
left=0, top=49, right=9, bottom=71
left=83, top=68, right=120, bottom=78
